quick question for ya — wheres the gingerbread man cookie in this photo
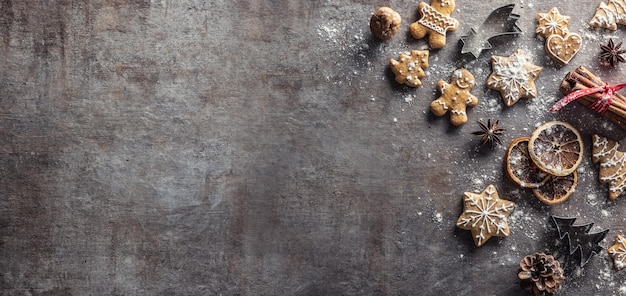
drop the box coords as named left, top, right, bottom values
left=389, top=50, right=429, bottom=87
left=410, top=0, right=459, bottom=49
left=430, top=68, right=477, bottom=126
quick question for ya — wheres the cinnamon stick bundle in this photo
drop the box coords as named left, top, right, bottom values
left=559, top=66, right=626, bottom=131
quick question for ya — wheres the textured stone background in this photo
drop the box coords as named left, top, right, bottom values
left=2, top=0, right=626, bottom=295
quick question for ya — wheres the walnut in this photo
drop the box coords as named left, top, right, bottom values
left=518, top=253, right=564, bottom=296
left=370, top=7, right=401, bottom=40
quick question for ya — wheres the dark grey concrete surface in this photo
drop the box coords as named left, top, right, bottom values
left=2, top=0, right=626, bottom=295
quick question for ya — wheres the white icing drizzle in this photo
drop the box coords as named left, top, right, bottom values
left=590, top=0, right=626, bottom=30
left=546, top=33, right=581, bottom=64
left=453, top=69, right=474, bottom=89
left=456, top=185, right=514, bottom=246
left=418, top=4, right=458, bottom=35
left=593, top=135, right=626, bottom=198
left=488, top=51, right=540, bottom=106
left=609, top=235, right=626, bottom=269
left=537, top=8, right=569, bottom=37
left=436, top=99, right=449, bottom=110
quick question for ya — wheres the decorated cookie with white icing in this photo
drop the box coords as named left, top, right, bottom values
left=536, top=7, right=571, bottom=38
left=535, top=7, right=581, bottom=65
left=486, top=49, right=543, bottom=107
left=456, top=184, right=515, bottom=247
left=590, top=0, right=626, bottom=30
left=545, top=32, right=582, bottom=65
left=389, top=50, right=430, bottom=87
left=409, top=0, right=459, bottom=49
left=608, top=234, right=626, bottom=270
left=430, top=68, right=477, bottom=126
left=592, top=134, right=626, bottom=201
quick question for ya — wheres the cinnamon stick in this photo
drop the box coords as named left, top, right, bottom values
left=563, top=70, right=626, bottom=112
left=559, top=67, right=626, bottom=130
left=559, top=80, right=626, bottom=130
left=574, top=66, right=626, bottom=104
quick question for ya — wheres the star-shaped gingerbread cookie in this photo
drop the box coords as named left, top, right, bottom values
left=608, top=234, right=626, bottom=271
left=487, top=49, right=543, bottom=107
left=457, top=184, right=515, bottom=247
left=536, top=7, right=570, bottom=38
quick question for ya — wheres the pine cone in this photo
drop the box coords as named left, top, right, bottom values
left=518, top=253, right=564, bottom=296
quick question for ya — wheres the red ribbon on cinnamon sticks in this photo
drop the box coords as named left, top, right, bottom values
left=550, top=82, right=626, bottom=114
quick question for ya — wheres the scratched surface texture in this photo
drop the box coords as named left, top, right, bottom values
left=2, top=0, right=626, bottom=295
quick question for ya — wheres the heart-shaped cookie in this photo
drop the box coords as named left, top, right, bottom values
left=545, top=33, right=582, bottom=65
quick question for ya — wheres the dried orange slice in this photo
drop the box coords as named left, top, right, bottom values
left=528, top=121, right=583, bottom=177
left=532, top=171, right=578, bottom=205
left=505, top=137, right=550, bottom=188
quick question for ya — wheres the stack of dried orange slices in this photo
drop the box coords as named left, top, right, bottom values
left=504, top=121, right=583, bottom=205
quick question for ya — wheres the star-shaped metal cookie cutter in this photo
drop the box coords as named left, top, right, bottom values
left=551, top=216, right=609, bottom=267
left=460, top=4, right=522, bottom=59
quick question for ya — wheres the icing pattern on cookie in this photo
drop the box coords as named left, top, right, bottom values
left=418, top=4, right=459, bottom=35
left=456, top=184, right=515, bottom=247
left=430, top=68, right=477, bottom=126
left=608, top=234, right=626, bottom=270
left=592, top=134, right=626, bottom=200
left=486, top=49, right=543, bottom=107
left=590, top=0, right=626, bottom=30
left=389, top=50, right=430, bottom=87
left=545, top=33, right=582, bottom=65
left=536, top=7, right=570, bottom=38
left=453, top=69, right=474, bottom=89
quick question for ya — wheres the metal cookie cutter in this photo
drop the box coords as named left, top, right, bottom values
left=551, top=216, right=609, bottom=268
left=460, top=4, right=522, bottom=59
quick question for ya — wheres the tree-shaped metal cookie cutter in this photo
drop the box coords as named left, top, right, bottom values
left=551, top=216, right=609, bottom=267
left=460, top=4, right=522, bottom=59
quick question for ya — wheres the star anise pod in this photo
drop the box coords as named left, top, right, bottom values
left=600, top=38, right=626, bottom=67
left=471, top=119, right=505, bottom=148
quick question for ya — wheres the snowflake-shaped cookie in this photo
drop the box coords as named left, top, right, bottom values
left=456, top=184, right=515, bottom=247
left=608, top=234, right=626, bottom=270
left=487, top=49, right=543, bottom=107
left=536, top=7, right=570, bottom=38
left=389, top=50, right=429, bottom=87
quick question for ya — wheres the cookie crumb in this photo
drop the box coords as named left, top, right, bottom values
left=435, top=212, right=443, bottom=223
